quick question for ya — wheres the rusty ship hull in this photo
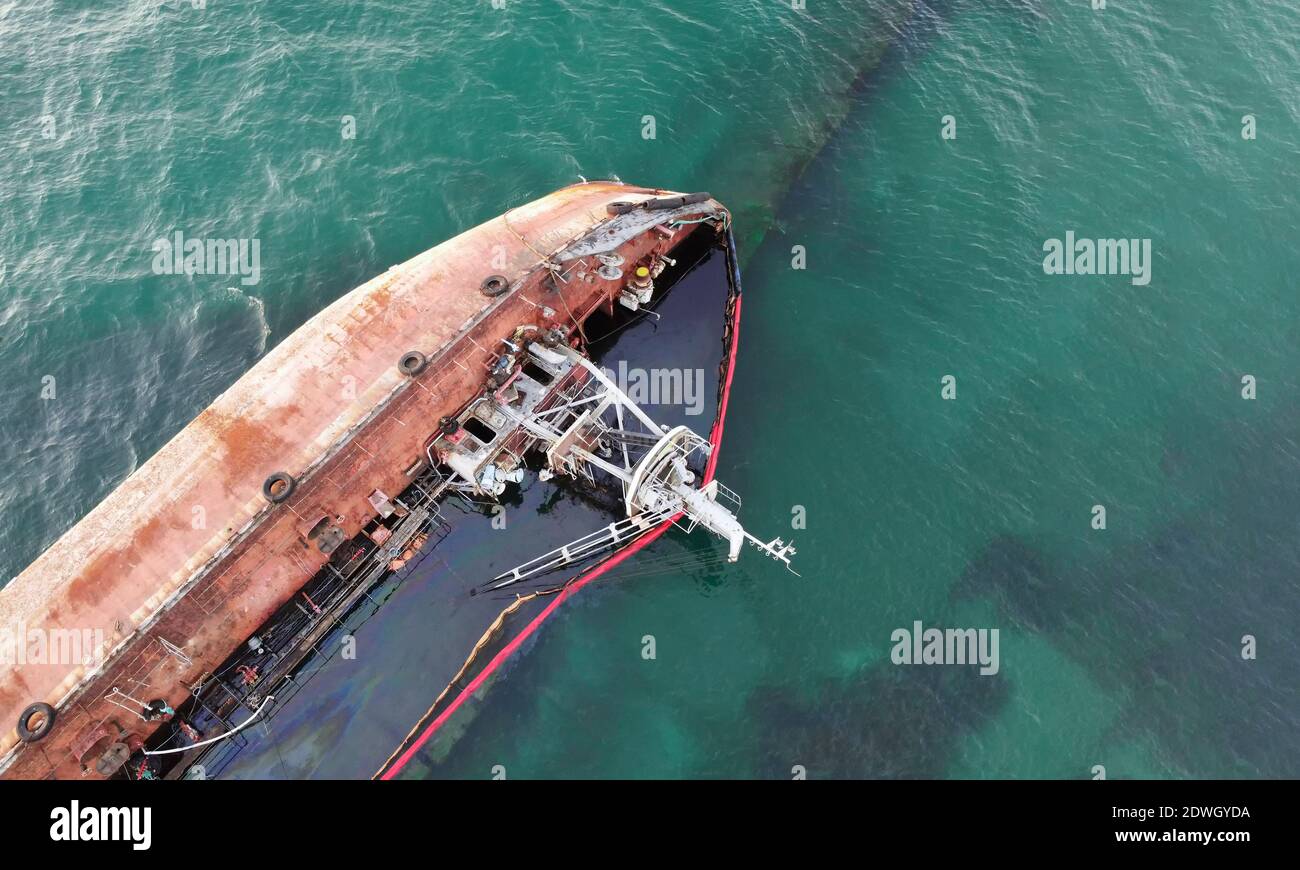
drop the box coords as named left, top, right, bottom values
left=1, top=182, right=742, bottom=779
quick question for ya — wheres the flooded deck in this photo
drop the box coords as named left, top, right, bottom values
left=170, top=229, right=738, bottom=779
left=1, top=182, right=726, bottom=778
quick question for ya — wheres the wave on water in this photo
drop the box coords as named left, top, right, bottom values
left=220, top=285, right=271, bottom=357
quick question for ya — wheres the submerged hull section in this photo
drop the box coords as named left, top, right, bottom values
left=220, top=229, right=741, bottom=779
left=1, top=182, right=732, bottom=779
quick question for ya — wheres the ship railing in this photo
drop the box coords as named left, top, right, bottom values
left=480, top=505, right=676, bottom=593
left=712, top=480, right=742, bottom=511
left=164, top=468, right=454, bottom=778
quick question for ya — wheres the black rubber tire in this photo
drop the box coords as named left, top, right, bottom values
left=398, top=350, right=427, bottom=377
left=605, top=200, right=638, bottom=215
left=479, top=274, right=510, bottom=297
left=17, top=702, right=55, bottom=743
left=262, top=472, right=296, bottom=504
left=143, top=699, right=172, bottom=722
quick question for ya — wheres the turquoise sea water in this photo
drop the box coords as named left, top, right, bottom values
left=3, top=0, right=1299, bottom=778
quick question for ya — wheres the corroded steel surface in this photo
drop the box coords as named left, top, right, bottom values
left=0, top=182, right=714, bottom=777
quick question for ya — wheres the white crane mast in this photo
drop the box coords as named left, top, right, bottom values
left=475, top=343, right=796, bottom=590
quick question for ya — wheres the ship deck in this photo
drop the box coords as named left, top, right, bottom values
left=162, top=226, right=740, bottom=779
left=0, top=181, right=723, bottom=777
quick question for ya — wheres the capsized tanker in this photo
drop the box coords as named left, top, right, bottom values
left=0, top=182, right=794, bottom=780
